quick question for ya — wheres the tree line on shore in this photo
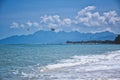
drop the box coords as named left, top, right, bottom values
left=66, top=35, right=120, bottom=44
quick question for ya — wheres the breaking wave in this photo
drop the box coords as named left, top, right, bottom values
left=13, top=50, right=120, bottom=80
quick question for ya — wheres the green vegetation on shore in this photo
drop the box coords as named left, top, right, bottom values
left=114, top=35, right=120, bottom=44
left=66, top=35, right=120, bottom=44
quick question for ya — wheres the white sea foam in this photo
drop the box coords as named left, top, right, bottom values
left=13, top=50, right=120, bottom=80
left=41, top=50, right=120, bottom=71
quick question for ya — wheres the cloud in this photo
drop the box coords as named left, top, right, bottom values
left=40, top=15, right=61, bottom=24
left=20, top=24, right=25, bottom=28
left=10, top=22, right=25, bottom=29
left=62, top=18, right=72, bottom=25
left=40, top=15, right=73, bottom=31
left=26, top=21, right=32, bottom=27
left=75, top=6, right=120, bottom=28
left=10, top=22, right=19, bottom=28
left=48, top=23, right=58, bottom=28
left=76, top=6, right=106, bottom=26
left=77, top=6, right=96, bottom=16
left=33, top=22, right=39, bottom=27
left=75, top=6, right=120, bottom=33
left=10, top=6, right=120, bottom=33
left=104, top=11, right=120, bottom=24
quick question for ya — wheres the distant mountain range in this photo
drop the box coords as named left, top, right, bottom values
left=0, top=31, right=117, bottom=44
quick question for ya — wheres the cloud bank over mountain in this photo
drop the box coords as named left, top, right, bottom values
left=11, top=6, right=120, bottom=33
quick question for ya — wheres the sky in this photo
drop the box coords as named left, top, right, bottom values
left=0, top=0, right=120, bottom=39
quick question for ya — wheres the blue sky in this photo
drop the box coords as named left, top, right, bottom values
left=0, top=0, right=120, bottom=39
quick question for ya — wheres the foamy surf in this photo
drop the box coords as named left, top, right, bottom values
left=41, top=50, right=120, bottom=71
left=13, top=50, right=120, bottom=80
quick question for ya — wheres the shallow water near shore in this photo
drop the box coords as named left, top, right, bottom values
left=0, top=44, right=120, bottom=80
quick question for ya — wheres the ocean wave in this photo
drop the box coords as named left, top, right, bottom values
left=13, top=50, right=120, bottom=80
left=41, top=50, right=120, bottom=71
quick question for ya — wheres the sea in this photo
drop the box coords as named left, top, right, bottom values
left=0, top=44, right=120, bottom=80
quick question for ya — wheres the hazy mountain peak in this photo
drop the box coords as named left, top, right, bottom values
left=0, top=31, right=117, bottom=44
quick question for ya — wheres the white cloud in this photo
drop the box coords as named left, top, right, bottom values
left=40, top=15, right=73, bottom=27
left=104, top=11, right=120, bottom=24
left=105, top=27, right=112, bottom=32
left=76, top=6, right=96, bottom=18
left=40, top=15, right=61, bottom=25
left=86, top=12, right=106, bottom=26
left=84, top=6, right=96, bottom=11
left=10, top=6, right=120, bottom=33
left=48, top=23, right=57, bottom=28
left=40, top=15, right=74, bottom=32
left=62, top=18, right=72, bottom=25
left=40, top=15, right=61, bottom=30
left=33, top=22, right=39, bottom=27
left=90, top=27, right=113, bottom=34
left=75, top=6, right=120, bottom=27
left=40, top=15, right=48, bottom=23
left=52, top=15, right=61, bottom=23
left=76, top=6, right=106, bottom=26
left=10, top=22, right=19, bottom=28
left=26, top=21, right=32, bottom=27
left=20, top=24, right=25, bottom=28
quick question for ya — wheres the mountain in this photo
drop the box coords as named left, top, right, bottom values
left=0, top=31, right=117, bottom=44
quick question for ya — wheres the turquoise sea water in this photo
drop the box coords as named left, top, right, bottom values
left=0, top=44, right=120, bottom=80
